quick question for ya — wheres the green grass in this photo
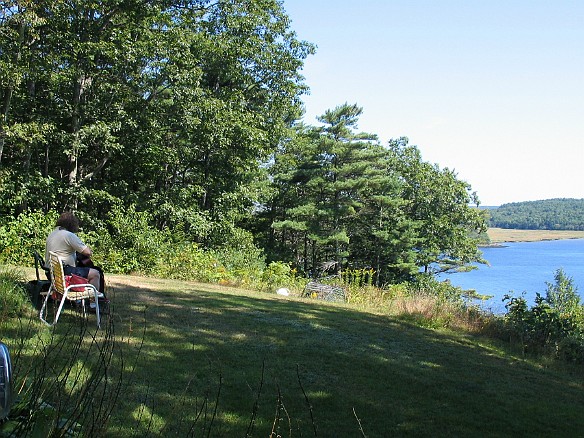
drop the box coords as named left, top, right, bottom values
left=4, top=272, right=584, bottom=436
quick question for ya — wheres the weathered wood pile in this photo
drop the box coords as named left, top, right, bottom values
left=302, top=281, right=346, bottom=303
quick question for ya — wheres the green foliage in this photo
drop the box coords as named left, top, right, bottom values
left=91, top=205, right=168, bottom=274
left=261, top=261, right=292, bottom=290
left=90, top=207, right=268, bottom=286
left=266, top=104, right=385, bottom=276
left=260, top=261, right=305, bottom=292
left=0, top=268, right=28, bottom=317
left=345, top=281, right=408, bottom=308
left=259, top=110, right=486, bottom=285
left=0, top=206, right=269, bottom=288
left=153, top=242, right=225, bottom=283
left=410, top=274, right=466, bottom=305
left=0, top=0, right=314, bottom=240
left=208, top=226, right=265, bottom=287
left=545, top=268, right=581, bottom=314
left=0, top=211, right=57, bottom=265
left=489, top=198, right=584, bottom=230
left=503, top=269, right=584, bottom=362
left=0, top=0, right=487, bottom=290
left=387, top=138, right=486, bottom=275
left=341, top=268, right=375, bottom=288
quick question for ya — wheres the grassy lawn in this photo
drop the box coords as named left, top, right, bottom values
left=5, top=272, right=584, bottom=436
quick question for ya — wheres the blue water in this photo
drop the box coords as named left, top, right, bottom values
left=441, top=239, right=584, bottom=314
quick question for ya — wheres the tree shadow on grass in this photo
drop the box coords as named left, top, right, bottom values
left=99, top=276, right=584, bottom=437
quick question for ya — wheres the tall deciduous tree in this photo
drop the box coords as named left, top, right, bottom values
left=0, top=0, right=314, bottom=248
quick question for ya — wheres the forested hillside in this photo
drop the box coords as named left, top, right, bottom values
left=489, top=199, right=584, bottom=230
left=0, top=0, right=487, bottom=285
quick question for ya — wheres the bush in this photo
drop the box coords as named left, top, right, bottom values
left=260, top=261, right=306, bottom=293
left=345, top=281, right=407, bottom=309
left=341, top=268, right=375, bottom=289
left=153, top=242, right=227, bottom=283
left=212, top=228, right=265, bottom=288
left=503, top=269, right=584, bottom=362
left=0, top=211, right=57, bottom=266
left=89, top=205, right=168, bottom=274
left=0, top=206, right=269, bottom=288
left=545, top=268, right=581, bottom=314
left=410, top=274, right=466, bottom=305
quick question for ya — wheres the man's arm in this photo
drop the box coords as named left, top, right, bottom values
left=67, top=231, right=93, bottom=258
left=80, top=246, right=93, bottom=257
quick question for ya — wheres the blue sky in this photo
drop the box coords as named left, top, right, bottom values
left=283, top=0, right=584, bottom=206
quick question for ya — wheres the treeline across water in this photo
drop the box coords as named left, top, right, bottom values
left=488, top=198, right=584, bottom=230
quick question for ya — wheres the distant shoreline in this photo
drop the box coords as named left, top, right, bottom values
left=487, top=228, right=584, bottom=244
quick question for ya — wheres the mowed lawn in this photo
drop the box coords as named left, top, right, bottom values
left=15, top=273, right=584, bottom=437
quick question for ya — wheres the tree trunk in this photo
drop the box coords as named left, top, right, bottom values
left=0, top=18, right=25, bottom=164
left=18, top=80, right=37, bottom=213
left=303, top=232, right=308, bottom=275
left=69, top=76, right=85, bottom=186
left=0, top=86, right=13, bottom=164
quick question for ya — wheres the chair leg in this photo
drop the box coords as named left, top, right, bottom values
left=39, top=290, right=67, bottom=326
left=39, top=290, right=51, bottom=325
left=80, top=299, right=86, bottom=318
left=39, top=290, right=57, bottom=326
left=52, top=298, right=67, bottom=326
left=39, top=288, right=101, bottom=329
left=94, top=292, right=100, bottom=329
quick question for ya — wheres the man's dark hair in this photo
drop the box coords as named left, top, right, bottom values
left=56, top=212, right=80, bottom=233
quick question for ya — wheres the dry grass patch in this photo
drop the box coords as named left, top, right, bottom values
left=488, top=227, right=584, bottom=243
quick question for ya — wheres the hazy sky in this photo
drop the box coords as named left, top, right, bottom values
left=283, top=0, right=584, bottom=206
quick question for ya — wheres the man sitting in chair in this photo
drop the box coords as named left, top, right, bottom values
left=45, top=211, right=101, bottom=293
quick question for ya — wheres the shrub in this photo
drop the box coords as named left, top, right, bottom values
left=90, top=205, right=168, bottom=274
left=545, top=268, right=581, bottom=314
left=212, top=227, right=265, bottom=288
left=345, top=281, right=407, bottom=309
left=0, top=211, right=57, bottom=266
left=341, top=268, right=375, bottom=289
left=154, top=242, right=227, bottom=283
left=410, top=274, right=466, bottom=305
left=260, top=261, right=305, bottom=293
left=0, top=206, right=270, bottom=287
left=503, top=269, right=584, bottom=362
left=84, top=206, right=268, bottom=285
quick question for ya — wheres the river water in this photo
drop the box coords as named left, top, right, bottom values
left=441, top=238, right=584, bottom=314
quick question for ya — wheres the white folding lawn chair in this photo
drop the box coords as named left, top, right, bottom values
left=39, top=251, right=102, bottom=328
